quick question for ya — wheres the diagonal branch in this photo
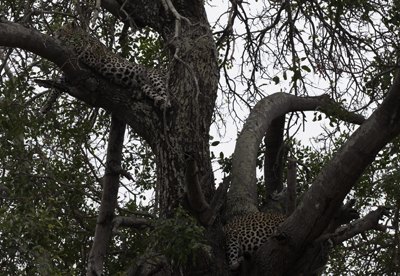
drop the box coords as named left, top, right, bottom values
left=0, top=20, right=165, bottom=146
left=333, top=206, right=391, bottom=244
left=185, top=157, right=230, bottom=225
left=0, top=19, right=80, bottom=78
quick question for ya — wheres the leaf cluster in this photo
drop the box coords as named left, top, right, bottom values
left=152, top=206, right=212, bottom=266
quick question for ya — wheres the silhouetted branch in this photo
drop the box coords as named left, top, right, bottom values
left=87, top=115, right=126, bottom=276
left=286, top=158, right=297, bottom=217
left=185, top=158, right=209, bottom=213
left=333, top=206, right=391, bottom=244
left=264, top=115, right=285, bottom=196
left=111, top=216, right=150, bottom=235
left=200, top=176, right=230, bottom=226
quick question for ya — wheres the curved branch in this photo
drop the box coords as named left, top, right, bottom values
left=224, top=92, right=365, bottom=222
left=252, top=71, right=400, bottom=275
left=0, top=19, right=80, bottom=78
left=0, top=20, right=165, bottom=146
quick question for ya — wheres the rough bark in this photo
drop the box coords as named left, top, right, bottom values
left=0, top=2, right=221, bottom=273
left=324, top=199, right=359, bottom=234
left=251, top=71, right=400, bottom=276
left=0, top=19, right=84, bottom=80
left=0, top=0, right=219, bottom=215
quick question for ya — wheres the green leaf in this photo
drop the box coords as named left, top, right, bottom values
left=301, top=65, right=311, bottom=72
left=211, top=141, right=220, bottom=146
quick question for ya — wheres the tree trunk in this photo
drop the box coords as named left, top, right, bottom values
left=3, top=0, right=399, bottom=275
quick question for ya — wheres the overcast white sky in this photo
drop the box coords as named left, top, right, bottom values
left=204, top=1, right=334, bottom=183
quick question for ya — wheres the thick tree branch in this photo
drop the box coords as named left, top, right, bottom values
left=87, top=115, right=126, bottom=276
left=224, top=93, right=365, bottom=223
left=109, top=161, right=133, bottom=180
left=111, top=216, right=150, bottom=235
left=333, top=206, right=391, bottom=244
left=0, top=20, right=166, bottom=145
left=325, top=199, right=359, bottom=234
left=0, top=19, right=80, bottom=78
left=299, top=206, right=389, bottom=275
left=252, top=71, right=400, bottom=276
left=264, top=115, right=285, bottom=197
left=125, top=251, right=169, bottom=276
left=100, top=0, right=152, bottom=31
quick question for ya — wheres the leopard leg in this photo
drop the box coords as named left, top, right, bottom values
left=40, top=76, right=69, bottom=114
left=41, top=88, right=63, bottom=114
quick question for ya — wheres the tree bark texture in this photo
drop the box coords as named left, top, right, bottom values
left=0, top=1, right=222, bottom=273
left=0, top=0, right=222, bottom=275
left=0, top=0, right=218, bottom=216
left=286, top=158, right=297, bottom=217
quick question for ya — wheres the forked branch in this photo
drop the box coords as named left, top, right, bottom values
left=224, top=92, right=366, bottom=223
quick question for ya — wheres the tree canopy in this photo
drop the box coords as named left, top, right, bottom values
left=1, top=0, right=400, bottom=275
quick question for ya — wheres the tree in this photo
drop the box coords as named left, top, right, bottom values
left=1, top=0, right=400, bottom=275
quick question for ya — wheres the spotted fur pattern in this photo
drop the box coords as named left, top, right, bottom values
left=54, top=23, right=169, bottom=109
left=41, top=88, right=63, bottom=114
left=222, top=212, right=285, bottom=270
left=39, top=76, right=70, bottom=115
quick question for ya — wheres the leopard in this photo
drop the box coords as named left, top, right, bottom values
left=38, top=76, right=70, bottom=115
left=41, top=87, right=63, bottom=114
left=222, top=212, right=285, bottom=270
left=53, top=22, right=170, bottom=109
